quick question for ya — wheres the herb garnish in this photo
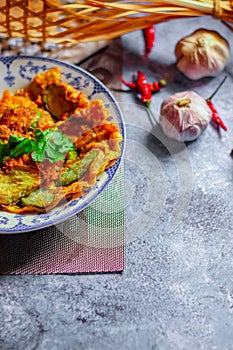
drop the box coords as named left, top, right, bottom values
left=0, top=129, right=75, bottom=164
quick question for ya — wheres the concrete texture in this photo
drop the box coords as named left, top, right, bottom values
left=1, top=17, right=233, bottom=350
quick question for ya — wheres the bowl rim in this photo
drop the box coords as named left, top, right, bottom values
left=0, top=55, right=126, bottom=234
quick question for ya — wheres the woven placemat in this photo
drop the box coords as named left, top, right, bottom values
left=0, top=39, right=125, bottom=274
left=0, top=164, right=125, bottom=274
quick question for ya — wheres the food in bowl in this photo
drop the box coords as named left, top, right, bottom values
left=0, top=67, right=123, bottom=213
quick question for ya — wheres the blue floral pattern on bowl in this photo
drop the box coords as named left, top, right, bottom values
left=0, top=56, right=125, bottom=234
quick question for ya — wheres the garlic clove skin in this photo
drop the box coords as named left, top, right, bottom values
left=159, top=91, right=212, bottom=142
left=175, top=29, right=230, bottom=80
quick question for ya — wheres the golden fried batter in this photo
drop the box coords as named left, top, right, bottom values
left=0, top=67, right=122, bottom=213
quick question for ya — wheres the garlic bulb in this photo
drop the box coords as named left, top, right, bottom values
left=159, top=91, right=212, bottom=142
left=175, top=29, right=230, bottom=80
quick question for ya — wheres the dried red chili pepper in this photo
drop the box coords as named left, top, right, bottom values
left=143, top=25, right=155, bottom=57
left=120, top=71, right=166, bottom=106
left=206, top=76, right=227, bottom=131
left=149, top=79, right=167, bottom=92
left=206, top=100, right=227, bottom=131
left=120, top=76, right=136, bottom=90
left=136, top=71, right=152, bottom=105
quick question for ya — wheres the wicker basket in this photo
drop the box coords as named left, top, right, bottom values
left=0, top=0, right=232, bottom=44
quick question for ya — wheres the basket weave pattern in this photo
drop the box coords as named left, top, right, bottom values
left=0, top=0, right=232, bottom=44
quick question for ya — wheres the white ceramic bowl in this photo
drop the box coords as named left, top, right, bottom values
left=0, top=56, right=125, bottom=233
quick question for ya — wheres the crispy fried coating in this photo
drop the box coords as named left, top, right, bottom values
left=0, top=67, right=123, bottom=213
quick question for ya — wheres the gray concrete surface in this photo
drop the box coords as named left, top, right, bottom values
left=1, top=17, right=233, bottom=350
